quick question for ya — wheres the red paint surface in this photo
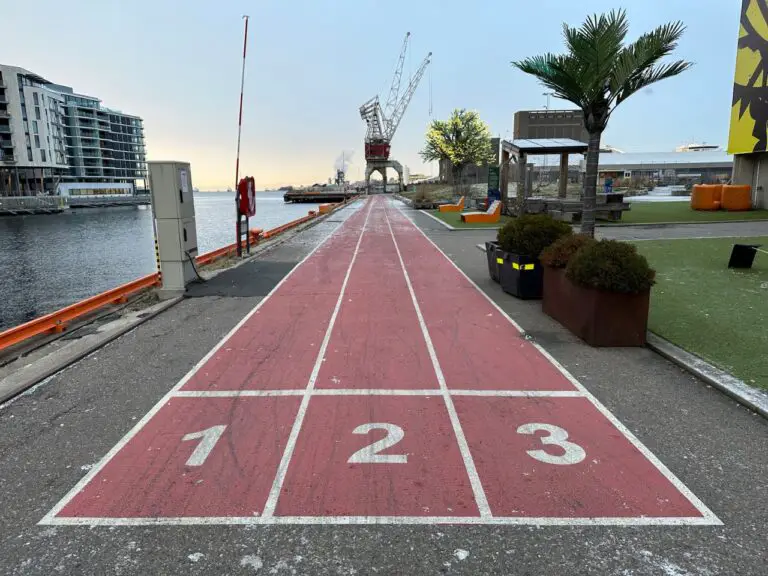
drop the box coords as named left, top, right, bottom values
left=455, top=396, right=702, bottom=518
left=58, top=397, right=299, bottom=518
left=316, top=204, right=438, bottom=390
left=182, top=204, right=368, bottom=391
left=275, top=395, right=479, bottom=517
left=385, top=205, right=576, bottom=391
left=53, top=198, right=706, bottom=523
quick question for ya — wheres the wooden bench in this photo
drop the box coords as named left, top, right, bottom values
left=461, top=200, right=501, bottom=224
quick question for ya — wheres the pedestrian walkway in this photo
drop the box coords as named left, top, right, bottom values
left=41, top=197, right=718, bottom=526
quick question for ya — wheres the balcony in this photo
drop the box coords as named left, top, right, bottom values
left=0, top=110, right=10, bottom=118
left=0, top=138, right=12, bottom=149
left=1, top=154, right=17, bottom=164
left=0, top=125, right=12, bottom=135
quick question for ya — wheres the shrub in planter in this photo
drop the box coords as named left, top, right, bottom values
left=495, top=214, right=572, bottom=299
left=549, top=240, right=656, bottom=347
left=540, top=234, right=596, bottom=321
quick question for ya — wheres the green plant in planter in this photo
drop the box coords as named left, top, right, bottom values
left=497, top=214, right=572, bottom=257
left=566, top=240, right=655, bottom=294
left=540, top=234, right=596, bottom=268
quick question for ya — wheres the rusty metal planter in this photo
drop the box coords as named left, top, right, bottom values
left=542, top=266, right=650, bottom=347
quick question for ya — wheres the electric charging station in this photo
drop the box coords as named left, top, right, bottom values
left=148, top=161, right=198, bottom=295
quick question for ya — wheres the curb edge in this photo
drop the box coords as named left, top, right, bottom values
left=647, top=332, right=768, bottom=420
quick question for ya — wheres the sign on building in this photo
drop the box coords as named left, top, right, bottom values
left=728, top=0, right=768, bottom=154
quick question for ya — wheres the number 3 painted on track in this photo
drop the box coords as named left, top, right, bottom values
left=516, top=423, right=586, bottom=465
left=347, top=423, right=408, bottom=464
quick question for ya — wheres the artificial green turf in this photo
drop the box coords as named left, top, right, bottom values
left=428, top=210, right=513, bottom=229
left=616, top=201, right=768, bottom=224
left=635, top=236, right=768, bottom=389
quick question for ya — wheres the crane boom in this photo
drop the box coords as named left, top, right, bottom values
left=385, top=52, right=432, bottom=141
left=383, top=32, right=410, bottom=119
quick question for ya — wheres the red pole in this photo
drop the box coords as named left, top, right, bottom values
left=235, top=15, right=249, bottom=255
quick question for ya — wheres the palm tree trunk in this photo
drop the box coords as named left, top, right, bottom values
left=581, top=130, right=603, bottom=236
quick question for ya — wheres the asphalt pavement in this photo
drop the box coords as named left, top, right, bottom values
left=0, top=201, right=765, bottom=576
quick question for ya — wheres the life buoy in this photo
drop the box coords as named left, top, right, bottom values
left=238, top=176, right=257, bottom=217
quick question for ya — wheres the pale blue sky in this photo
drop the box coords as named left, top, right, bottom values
left=3, top=0, right=740, bottom=189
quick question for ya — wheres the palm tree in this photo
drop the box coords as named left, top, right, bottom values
left=512, top=10, right=691, bottom=236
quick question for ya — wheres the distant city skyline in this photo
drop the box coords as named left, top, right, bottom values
left=2, top=1, right=741, bottom=190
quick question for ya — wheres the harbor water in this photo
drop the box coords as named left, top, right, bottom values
left=0, top=191, right=320, bottom=332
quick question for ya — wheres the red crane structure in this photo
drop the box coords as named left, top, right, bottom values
left=359, top=33, right=431, bottom=193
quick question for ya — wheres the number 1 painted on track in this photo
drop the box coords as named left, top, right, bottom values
left=182, top=425, right=226, bottom=467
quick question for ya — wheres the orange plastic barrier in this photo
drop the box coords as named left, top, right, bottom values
left=0, top=202, right=347, bottom=353
left=691, top=184, right=722, bottom=211
left=721, top=185, right=752, bottom=211
left=0, top=273, right=161, bottom=352
left=439, top=196, right=465, bottom=213
left=319, top=203, right=333, bottom=214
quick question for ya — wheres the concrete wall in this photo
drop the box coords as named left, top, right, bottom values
left=733, top=153, right=768, bottom=208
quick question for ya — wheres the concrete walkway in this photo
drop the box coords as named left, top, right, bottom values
left=0, top=198, right=766, bottom=575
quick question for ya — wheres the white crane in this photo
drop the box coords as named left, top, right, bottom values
left=360, top=33, right=431, bottom=162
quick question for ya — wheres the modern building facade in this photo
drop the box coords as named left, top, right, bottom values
left=513, top=110, right=589, bottom=142
left=0, top=64, right=146, bottom=196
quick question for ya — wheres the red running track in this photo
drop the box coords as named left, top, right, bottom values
left=42, top=196, right=719, bottom=526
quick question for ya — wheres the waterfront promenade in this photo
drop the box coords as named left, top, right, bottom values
left=0, top=197, right=766, bottom=575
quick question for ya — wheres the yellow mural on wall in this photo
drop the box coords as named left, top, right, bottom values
left=729, top=0, right=768, bottom=154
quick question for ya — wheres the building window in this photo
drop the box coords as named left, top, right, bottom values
left=35, top=107, right=41, bottom=120
left=27, top=147, right=32, bottom=161
left=32, top=121, right=38, bottom=134
left=41, top=149, right=47, bottom=162
left=33, top=92, right=39, bottom=105
left=34, top=135, right=40, bottom=148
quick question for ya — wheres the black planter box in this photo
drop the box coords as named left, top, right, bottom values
left=498, top=251, right=543, bottom=299
left=485, top=241, right=501, bottom=283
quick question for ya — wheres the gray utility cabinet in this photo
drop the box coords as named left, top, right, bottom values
left=148, top=161, right=199, bottom=293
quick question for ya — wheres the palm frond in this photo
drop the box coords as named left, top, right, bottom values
left=512, top=54, right=589, bottom=109
left=610, top=20, right=690, bottom=104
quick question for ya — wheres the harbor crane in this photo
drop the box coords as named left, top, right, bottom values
left=359, top=32, right=431, bottom=193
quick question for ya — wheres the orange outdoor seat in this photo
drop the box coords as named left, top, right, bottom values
left=438, top=196, right=465, bottom=213
left=461, top=200, right=501, bottom=224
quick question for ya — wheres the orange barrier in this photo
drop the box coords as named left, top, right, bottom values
left=439, top=196, right=465, bottom=213
left=721, top=185, right=752, bottom=211
left=0, top=273, right=161, bottom=353
left=319, top=203, right=333, bottom=214
left=691, top=184, right=723, bottom=211
left=0, top=201, right=347, bottom=353
left=195, top=229, right=263, bottom=266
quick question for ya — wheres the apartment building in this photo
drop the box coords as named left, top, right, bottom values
left=0, top=64, right=146, bottom=195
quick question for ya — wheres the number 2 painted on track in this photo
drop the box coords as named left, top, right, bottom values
left=347, top=423, right=408, bottom=464
left=182, top=425, right=226, bottom=467
left=516, top=423, right=586, bottom=465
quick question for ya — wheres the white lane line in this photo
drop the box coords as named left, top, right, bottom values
left=172, top=389, right=583, bottom=397
left=173, top=390, right=306, bottom=398
left=43, top=514, right=719, bottom=527
left=383, top=201, right=492, bottom=518
left=448, top=390, right=583, bottom=397
left=38, top=202, right=366, bottom=526
left=419, top=209, right=456, bottom=230
left=393, top=200, right=723, bottom=526
left=261, top=199, right=375, bottom=518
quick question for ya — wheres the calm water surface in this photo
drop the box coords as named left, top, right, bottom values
left=0, top=192, right=320, bottom=330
